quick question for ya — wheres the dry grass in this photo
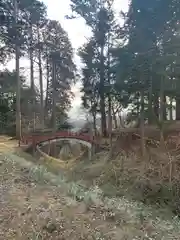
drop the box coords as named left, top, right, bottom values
left=1, top=135, right=180, bottom=238
left=64, top=134, right=180, bottom=215
left=0, top=153, right=120, bottom=239
left=0, top=151, right=180, bottom=239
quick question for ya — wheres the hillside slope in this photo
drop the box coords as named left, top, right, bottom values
left=0, top=148, right=180, bottom=239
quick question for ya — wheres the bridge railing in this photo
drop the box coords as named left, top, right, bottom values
left=20, top=130, right=99, bottom=146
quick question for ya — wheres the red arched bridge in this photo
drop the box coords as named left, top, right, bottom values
left=20, top=131, right=99, bottom=149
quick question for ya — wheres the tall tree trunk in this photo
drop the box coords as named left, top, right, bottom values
left=107, top=46, right=112, bottom=136
left=169, top=66, right=173, bottom=121
left=112, top=106, right=118, bottom=129
left=108, top=93, right=112, bottom=158
left=107, top=37, right=112, bottom=158
left=140, top=89, right=145, bottom=156
left=92, top=111, right=97, bottom=136
left=159, top=77, right=164, bottom=144
left=108, top=95, right=112, bottom=134
left=100, top=45, right=107, bottom=137
left=45, top=58, right=49, bottom=110
left=153, top=93, right=159, bottom=120
left=51, top=59, right=56, bottom=156
left=118, top=112, right=124, bottom=128
left=37, top=27, right=44, bottom=127
left=136, top=92, right=140, bottom=116
left=52, top=59, right=56, bottom=133
left=163, top=94, right=166, bottom=120
left=14, top=0, right=21, bottom=140
left=170, top=96, right=173, bottom=121
left=29, top=25, right=34, bottom=90
left=148, top=79, right=153, bottom=124
left=29, top=23, right=35, bottom=130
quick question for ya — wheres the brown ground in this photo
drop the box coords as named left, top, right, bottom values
left=0, top=136, right=180, bottom=239
left=0, top=153, right=123, bottom=240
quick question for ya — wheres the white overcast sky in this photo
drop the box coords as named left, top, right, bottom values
left=5, top=0, right=128, bottom=119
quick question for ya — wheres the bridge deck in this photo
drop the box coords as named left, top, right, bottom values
left=20, top=131, right=98, bottom=146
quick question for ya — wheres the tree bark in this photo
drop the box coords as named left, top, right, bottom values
left=14, top=0, right=21, bottom=141
left=140, top=89, right=145, bottom=156
left=148, top=82, right=153, bottom=124
left=29, top=23, right=35, bottom=130
left=153, top=93, right=159, bottom=120
left=92, top=111, right=97, bottom=136
left=100, top=45, right=107, bottom=137
left=30, top=25, right=34, bottom=90
left=112, top=107, right=118, bottom=129
left=108, top=93, right=112, bottom=158
left=163, top=94, right=166, bottom=121
left=107, top=47, right=112, bottom=136
left=107, top=37, right=112, bottom=158
left=118, top=112, right=124, bottom=128
left=52, top=59, right=56, bottom=133
left=159, top=77, right=164, bottom=144
left=45, top=58, right=49, bottom=104
left=45, top=57, right=49, bottom=118
left=51, top=59, right=57, bottom=156
left=169, top=96, right=173, bottom=120
left=37, top=27, right=44, bottom=127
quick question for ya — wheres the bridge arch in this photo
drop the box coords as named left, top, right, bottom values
left=37, top=137, right=92, bottom=149
left=20, top=131, right=98, bottom=149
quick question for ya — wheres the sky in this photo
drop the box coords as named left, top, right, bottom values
left=44, top=0, right=128, bottom=119
left=5, top=0, right=129, bottom=120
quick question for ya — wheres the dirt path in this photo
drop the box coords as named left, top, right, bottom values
left=0, top=136, right=18, bottom=152
left=0, top=137, right=180, bottom=239
left=0, top=154, right=122, bottom=239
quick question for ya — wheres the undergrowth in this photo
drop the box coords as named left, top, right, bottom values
left=100, top=148, right=180, bottom=216
left=58, top=142, right=180, bottom=218
left=2, top=152, right=180, bottom=239
left=16, top=142, right=180, bottom=217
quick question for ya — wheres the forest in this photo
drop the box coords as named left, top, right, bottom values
left=1, top=0, right=180, bottom=144
left=2, top=1, right=180, bottom=235
left=0, top=0, right=76, bottom=136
